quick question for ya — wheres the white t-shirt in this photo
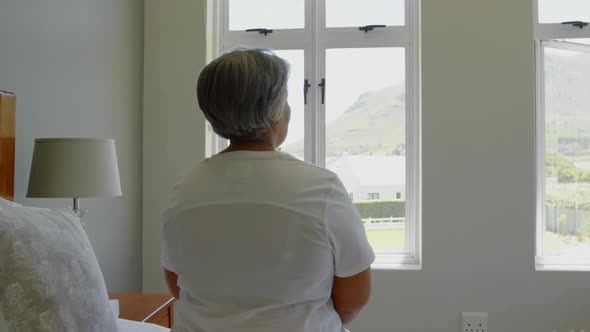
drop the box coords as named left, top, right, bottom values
left=161, top=151, right=375, bottom=332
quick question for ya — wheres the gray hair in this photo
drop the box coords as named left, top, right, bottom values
left=197, top=48, right=290, bottom=139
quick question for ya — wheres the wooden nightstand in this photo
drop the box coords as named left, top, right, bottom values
left=109, top=293, right=176, bottom=328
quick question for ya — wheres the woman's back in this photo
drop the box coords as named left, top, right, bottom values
left=162, top=151, right=373, bottom=331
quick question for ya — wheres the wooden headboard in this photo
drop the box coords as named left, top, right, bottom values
left=0, top=91, right=15, bottom=201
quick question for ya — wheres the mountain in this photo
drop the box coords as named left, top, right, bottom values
left=284, top=84, right=406, bottom=157
left=544, top=46, right=590, bottom=156
left=283, top=45, right=590, bottom=159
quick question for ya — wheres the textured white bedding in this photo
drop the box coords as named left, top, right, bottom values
left=112, top=299, right=171, bottom=332
left=117, top=318, right=171, bottom=332
left=1, top=309, right=171, bottom=332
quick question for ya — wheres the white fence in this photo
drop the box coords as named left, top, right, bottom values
left=362, top=217, right=405, bottom=230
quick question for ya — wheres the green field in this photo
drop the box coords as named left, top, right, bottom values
left=366, top=229, right=405, bottom=250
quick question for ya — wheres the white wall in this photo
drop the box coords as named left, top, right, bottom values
left=349, top=0, right=590, bottom=331
left=142, top=0, right=590, bottom=330
left=142, top=0, right=207, bottom=291
left=0, top=0, right=144, bottom=292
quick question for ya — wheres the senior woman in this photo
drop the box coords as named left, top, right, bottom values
left=161, top=48, right=374, bottom=332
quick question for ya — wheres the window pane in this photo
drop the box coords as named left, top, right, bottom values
left=275, top=50, right=305, bottom=160
left=326, top=48, right=406, bottom=251
left=326, top=0, right=405, bottom=28
left=543, top=42, right=590, bottom=258
left=229, top=0, right=304, bottom=31
left=538, top=0, right=590, bottom=23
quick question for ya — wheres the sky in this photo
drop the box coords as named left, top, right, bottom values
left=538, top=0, right=590, bottom=23
left=228, top=0, right=590, bottom=28
left=229, top=0, right=404, bottom=30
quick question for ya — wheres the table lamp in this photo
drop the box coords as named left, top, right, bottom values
left=27, top=138, right=122, bottom=216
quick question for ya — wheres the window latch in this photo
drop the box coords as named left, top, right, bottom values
left=304, top=79, right=311, bottom=105
left=318, top=78, right=326, bottom=104
left=245, top=28, right=273, bottom=35
left=359, top=24, right=386, bottom=33
left=562, top=21, right=589, bottom=29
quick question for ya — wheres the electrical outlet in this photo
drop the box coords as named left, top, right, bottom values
left=461, top=312, right=488, bottom=332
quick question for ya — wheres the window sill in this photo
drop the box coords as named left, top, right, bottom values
left=372, top=262, right=421, bottom=270
left=535, top=256, right=590, bottom=271
left=372, top=252, right=421, bottom=270
left=536, top=264, right=590, bottom=272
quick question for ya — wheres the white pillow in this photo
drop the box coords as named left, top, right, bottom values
left=109, top=299, right=120, bottom=318
left=0, top=198, right=20, bottom=210
left=117, top=319, right=170, bottom=332
left=0, top=206, right=119, bottom=331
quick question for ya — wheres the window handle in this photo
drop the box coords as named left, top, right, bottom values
left=245, top=28, right=273, bottom=35
left=318, top=78, right=326, bottom=105
left=359, top=24, right=386, bottom=33
left=304, top=79, right=311, bottom=105
left=562, top=21, right=588, bottom=29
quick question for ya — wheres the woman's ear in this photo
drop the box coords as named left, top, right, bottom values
left=270, top=111, right=284, bottom=127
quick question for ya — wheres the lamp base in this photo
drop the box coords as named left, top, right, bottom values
left=72, top=198, right=87, bottom=227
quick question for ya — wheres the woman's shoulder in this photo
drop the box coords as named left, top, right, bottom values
left=186, top=151, right=342, bottom=190
left=276, top=153, right=340, bottom=180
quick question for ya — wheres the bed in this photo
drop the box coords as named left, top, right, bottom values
left=0, top=92, right=168, bottom=332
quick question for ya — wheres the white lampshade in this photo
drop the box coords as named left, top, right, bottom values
left=27, top=138, right=122, bottom=198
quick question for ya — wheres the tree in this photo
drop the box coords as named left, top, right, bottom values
left=545, top=152, right=590, bottom=183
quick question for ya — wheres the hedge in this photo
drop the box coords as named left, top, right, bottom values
left=546, top=183, right=590, bottom=211
left=354, top=200, right=405, bottom=219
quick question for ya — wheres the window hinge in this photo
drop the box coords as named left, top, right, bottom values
left=359, top=24, right=386, bottom=33
left=318, top=78, right=326, bottom=104
left=245, top=28, right=273, bottom=35
left=562, top=21, right=589, bottom=29
left=304, top=79, right=311, bottom=105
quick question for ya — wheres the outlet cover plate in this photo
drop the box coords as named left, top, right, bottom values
left=461, top=312, right=488, bottom=332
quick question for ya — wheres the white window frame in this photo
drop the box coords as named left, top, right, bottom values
left=205, top=0, right=421, bottom=269
left=534, top=0, right=590, bottom=270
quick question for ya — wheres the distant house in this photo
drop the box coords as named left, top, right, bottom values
left=327, top=155, right=405, bottom=201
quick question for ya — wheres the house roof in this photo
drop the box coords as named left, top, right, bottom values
left=327, top=155, right=406, bottom=186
